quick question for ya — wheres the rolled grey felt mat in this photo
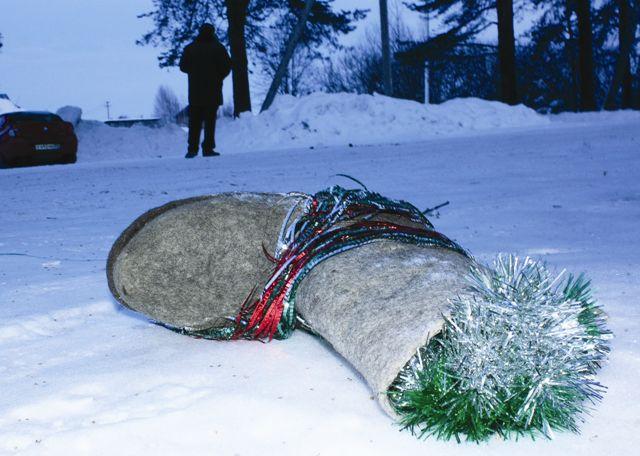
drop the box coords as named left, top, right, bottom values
left=295, top=242, right=472, bottom=418
left=107, top=193, right=305, bottom=331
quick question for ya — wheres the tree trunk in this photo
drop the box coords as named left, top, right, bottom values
left=226, top=0, right=251, bottom=116
left=496, top=0, right=518, bottom=105
left=575, top=0, right=597, bottom=111
left=619, top=0, right=633, bottom=108
left=260, top=0, right=314, bottom=113
left=607, top=0, right=635, bottom=109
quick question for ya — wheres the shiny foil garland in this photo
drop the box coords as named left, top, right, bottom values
left=233, top=185, right=468, bottom=341
left=388, top=255, right=611, bottom=442
left=182, top=185, right=467, bottom=341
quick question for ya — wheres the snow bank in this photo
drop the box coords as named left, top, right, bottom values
left=76, top=121, right=187, bottom=163
left=76, top=93, right=550, bottom=163
left=0, top=98, right=21, bottom=115
left=552, top=109, right=640, bottom=125
left=217, top=93, right=550, bottom=152
left=56, top=106, right=82, bottom=126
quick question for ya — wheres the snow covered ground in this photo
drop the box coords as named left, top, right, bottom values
left=1, top=103, right=639, bottom=455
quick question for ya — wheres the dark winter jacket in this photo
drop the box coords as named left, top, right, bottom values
left=179, top=33, right=232, bottom=107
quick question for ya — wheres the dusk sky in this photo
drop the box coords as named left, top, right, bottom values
left=0, top=1, right=449, bottom=120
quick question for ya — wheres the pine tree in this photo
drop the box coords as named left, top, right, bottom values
left=523, top=0, right=620, bottom=112
left=257, top=0, right=367, bottom=96
left=408, top=0, right=519, bottom=104
left=604, top=0, right=638, bottom=109
left=137, top=0, right=365, bottom=116
left=519, top=2, right=580, bottom=111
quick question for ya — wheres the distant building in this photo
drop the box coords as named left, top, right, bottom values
left=105, top=117, right=163, bottom=128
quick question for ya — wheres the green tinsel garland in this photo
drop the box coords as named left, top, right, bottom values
left=388, top=255, right=611, bottom=443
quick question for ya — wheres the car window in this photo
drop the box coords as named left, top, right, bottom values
left=8, top=112, right=62, bottom=123
left=0, top=116, right=5, bottom=128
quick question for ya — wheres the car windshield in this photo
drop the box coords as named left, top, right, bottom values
left=7, top=112, right=62, bottom=123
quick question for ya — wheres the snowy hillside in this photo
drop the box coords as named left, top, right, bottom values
left=1, top=110, right=639, bottom=455
left=75, top=94, right=552, bottom=163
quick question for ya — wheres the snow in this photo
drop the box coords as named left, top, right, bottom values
left=76, top=121, right=186, bottom=163
left=0, top=98, right=22, bottom=115
left=56, top=106, right=82, bottom=127
left=73, top=94, right=552, bottom=163
left=216, top=93, right=551, bottom=152
left=1, top=100, right=639, bottom=455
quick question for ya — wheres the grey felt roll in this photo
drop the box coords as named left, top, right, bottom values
left=107, top=193, right=305, bottom=331
left=295, top=242, right=472, bottom=418
left=107, top=192, right=473, bottom=419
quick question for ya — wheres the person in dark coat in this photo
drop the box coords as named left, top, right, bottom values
left=179, top=24, right=231, bottom=158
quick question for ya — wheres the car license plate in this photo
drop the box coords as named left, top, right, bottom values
left=35, top=144, right=61, bottom=151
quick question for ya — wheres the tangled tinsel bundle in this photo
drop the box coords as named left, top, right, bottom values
left=234, top=185, right=467, bottom=340
left=389, top=255, right=611, bottom=442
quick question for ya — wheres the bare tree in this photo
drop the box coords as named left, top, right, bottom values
left=319, top=5, right=416, bottom=96
left=257, top=17, right=318, bottom=97
left=153, top=85, right=182, bottom=123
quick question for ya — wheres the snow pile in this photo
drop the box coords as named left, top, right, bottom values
left=76, top=121, right=187, bottom=163
left=217, top=93, right=550, bottom=152
left=74, top=93, right=550, bottom=163
left=552, top=109, right=640, bottom=125
left=0, top=98, right=21, bottom=115
left=56, top=106, right=82, bottom=126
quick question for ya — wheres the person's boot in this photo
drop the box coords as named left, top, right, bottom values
left=185, top=150, right=198, bottom=159
left=203, top=150, right=220, bottom=157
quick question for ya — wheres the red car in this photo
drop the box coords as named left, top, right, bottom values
left=0, top=111, right=78, bottom=167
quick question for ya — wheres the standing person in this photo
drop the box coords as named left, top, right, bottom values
left=179, top=23, right=231, bottom=158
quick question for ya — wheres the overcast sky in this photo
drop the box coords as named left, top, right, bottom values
left=0, top=1, right=439, bottom=120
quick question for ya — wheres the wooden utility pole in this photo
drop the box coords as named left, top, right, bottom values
left=424, top=12, right=430, bottom=104
left=261, top=0, right=315, bottom=113
left=379, top=0, right=393, bottom=96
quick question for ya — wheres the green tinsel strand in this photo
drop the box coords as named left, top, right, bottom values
left=388, top=255, right=611, bottom=443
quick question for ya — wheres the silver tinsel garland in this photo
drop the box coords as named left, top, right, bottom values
left=389, top=254, right=611, bottom=441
